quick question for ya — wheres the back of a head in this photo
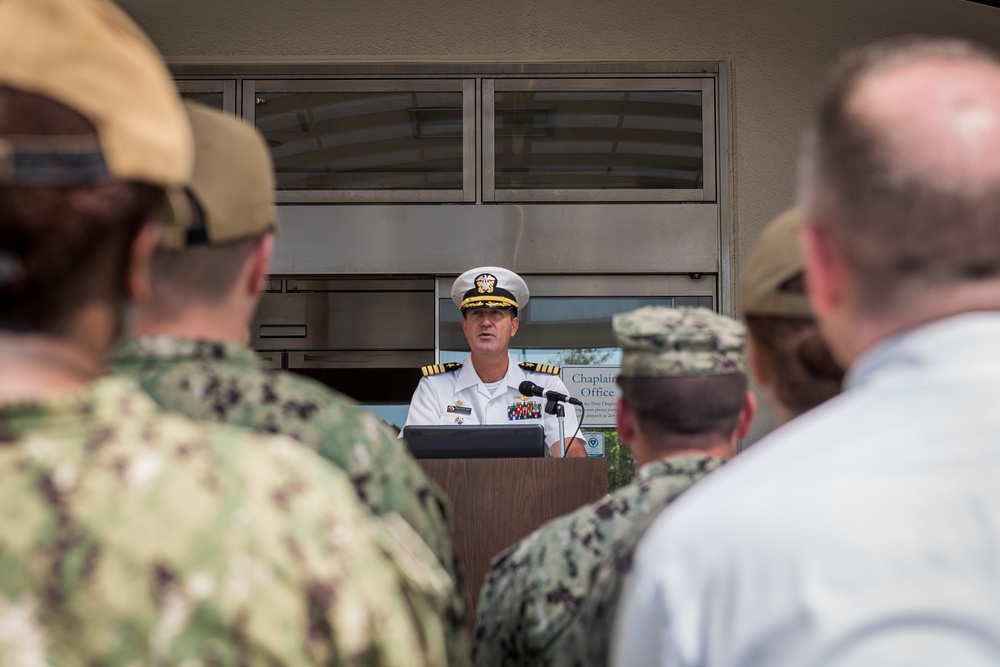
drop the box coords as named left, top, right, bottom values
left=801, top=36, right=1000, bottom=314
left=613, top=306, right=748, bottom=442
left=741, top=207, right=843, bottom=418
left=0, top=0, right=191, bottom=335
left=149, top=102, right=277, bottom=312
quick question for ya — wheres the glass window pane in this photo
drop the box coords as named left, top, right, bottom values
left=180, top=91, right=225, bottom=111
left=255, top=91, right=465, bottom=190
left=494, top=90, right=703, bottom=190
left=440, top=295, right=714, bottom=365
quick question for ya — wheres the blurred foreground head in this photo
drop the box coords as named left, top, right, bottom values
left=741, top=207, right=843, bottom=425
left=0, top=0, right=191, bottom=338
left=134, top=102, right=276, bottom=337
left=799, top=36, right=1000, bottom=365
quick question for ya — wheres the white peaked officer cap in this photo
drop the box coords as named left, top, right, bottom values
left=451, top=266, right=529, bottom=312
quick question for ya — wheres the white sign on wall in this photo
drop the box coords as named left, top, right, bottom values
left=583, top=432, right=605, bottom=457
left=561, top=365, right=621, bottom=428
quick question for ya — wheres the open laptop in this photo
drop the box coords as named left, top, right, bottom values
left=401, top=424, right=546, bottom=459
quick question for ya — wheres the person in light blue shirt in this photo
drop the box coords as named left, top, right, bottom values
left=614, top=36, right=1000, bottom=667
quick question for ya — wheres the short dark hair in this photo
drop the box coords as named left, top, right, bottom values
left=802, top=36, right=1000, bottom=312
left=149, top=234, right=263, bottom=316
left=0, top=86, right=165, bottom=336
left=617, top=374, right=747, bottom=440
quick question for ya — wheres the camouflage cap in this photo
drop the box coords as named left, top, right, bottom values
left=613, top=306, right=746, bottom=377
left=740, top=207, right=811, bottom=319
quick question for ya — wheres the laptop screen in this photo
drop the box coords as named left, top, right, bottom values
left=401, top=424, right=546, bottom=459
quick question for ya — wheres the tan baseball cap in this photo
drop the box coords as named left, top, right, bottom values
left=162, top=102, right=277, bottom=250
left=740, top=207, right=811, bottom=319
left=0, top=0, right=192, bottom=192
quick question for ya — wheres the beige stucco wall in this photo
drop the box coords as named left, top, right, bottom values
left=120, top=0, right=1000, bottom=269
left=118, top=0, right=1000, bottom=442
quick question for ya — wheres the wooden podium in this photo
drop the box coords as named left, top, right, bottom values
left=419, top=457, right=608, bottom=621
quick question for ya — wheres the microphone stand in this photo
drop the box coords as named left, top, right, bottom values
left=545, top=398, right=565, bottom=458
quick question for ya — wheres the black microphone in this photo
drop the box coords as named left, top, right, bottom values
left=518, top=380, right=583, bottom=406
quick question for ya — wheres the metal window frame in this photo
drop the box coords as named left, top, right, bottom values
left=245, top=78, right=476, bottom=203
left=174, top=79, right=239, bottom=114
left=484, top=77, right=716, bottom=203
left=433, top=274, right=717, bottom=361
left=170, top=61, right=733, bottom=316
left=435, top=274, right=716, bottom=301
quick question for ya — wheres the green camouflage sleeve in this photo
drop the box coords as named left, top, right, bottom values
left=0, top=386, right=452, bottom=666
left=473, top=456, right=725, bottom=667
left=110, top=342, right=470, bottom=665
left=473, top=500, right=628, bottom=666
left=545, top=511, right=657, bottom=667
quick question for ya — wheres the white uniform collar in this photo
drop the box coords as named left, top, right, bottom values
left=455, top=353, right=528, bottom=393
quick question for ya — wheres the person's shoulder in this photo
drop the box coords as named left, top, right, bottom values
left=492, top=488, right=617, bottom=578
left=420, top=362, right=463, bottom=378
left=518, top=362, right=572, bottom=393
left=262, top=366, right=369, bottom=426
left=131, top=401, right=344, bottom=476
left=477, top=499, right=605, bottom=655
left=631, top=456, right=724, bottom=501
left=1, top=382, right=450, bottom=664
left=518, top=361, right=560, bottom=376
left=637, top=394, right=865, bottom=564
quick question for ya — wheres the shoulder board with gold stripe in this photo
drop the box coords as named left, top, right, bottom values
left=421, top=363, right=463, bottom=377
left=519, top=362, right=561, bottom=375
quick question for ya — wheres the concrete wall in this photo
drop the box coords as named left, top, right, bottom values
left=120, top=0, right=1000, bottom=271
left=118, top=0, right=1000, bottom=441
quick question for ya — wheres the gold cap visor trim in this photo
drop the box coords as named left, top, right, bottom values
left=460, top=295, right=519, bottom=310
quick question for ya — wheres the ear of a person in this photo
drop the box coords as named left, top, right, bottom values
left=127, top=220, right=163, bottom=304
left=248, top=234, right=275, bottom=296
left=736, top=390, right=757, bottom=440
left=801, top=222, right=847, bottom=320
left=615, top=397, right=636, bottom=444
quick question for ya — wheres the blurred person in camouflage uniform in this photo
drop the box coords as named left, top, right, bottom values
left=548, top=209, right=845, bottom=667
left=107, top=99, right=470, bottom=664
left=0, top=0, right=452, bottom=664
left=472, top=307, right=755, bottom=666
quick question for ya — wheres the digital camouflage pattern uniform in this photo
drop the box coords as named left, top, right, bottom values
left=109, top=337, right=471, bottom=665
left=614, top=306, right=746, bottom=379
left=0, top=377, right=452, bottom=666
left=473, top=455, right=724, bottom=666
left=545, top=459, right=721, bottom=667
left=473, top=307, right=746, bottom=667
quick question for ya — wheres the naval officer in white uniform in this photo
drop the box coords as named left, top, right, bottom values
left=404, top=267, right=586, bottom=457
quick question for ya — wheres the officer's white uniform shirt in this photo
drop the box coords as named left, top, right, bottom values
left=403, top=353, right=581, bottom=451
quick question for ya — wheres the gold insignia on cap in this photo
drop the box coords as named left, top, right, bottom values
left=476, top=273, right=497, bottom=294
